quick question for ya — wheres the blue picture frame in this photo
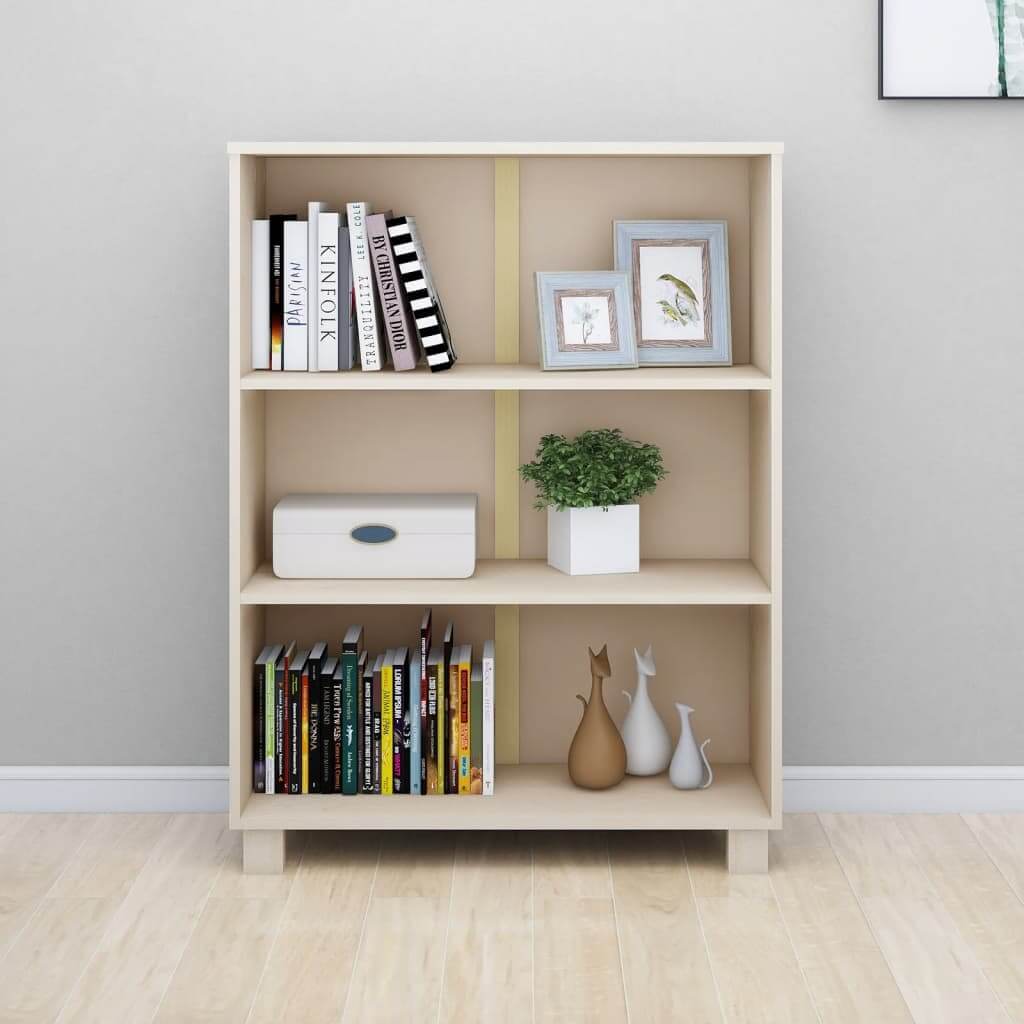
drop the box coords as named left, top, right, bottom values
left=614, top=220, right=732, bottom=366
left=535, top=271, right=638, bottom=371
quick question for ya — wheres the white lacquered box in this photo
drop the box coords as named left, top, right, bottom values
left=273, top=493, right=477, bottom=579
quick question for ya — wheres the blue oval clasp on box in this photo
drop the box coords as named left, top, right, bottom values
left=351, top=524, right=397, bottom=544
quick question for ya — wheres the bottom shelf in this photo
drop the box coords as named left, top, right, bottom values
left=239, top=764, right=773, bottom=831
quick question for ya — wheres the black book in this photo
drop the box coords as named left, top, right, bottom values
left=320, top=656, right=338, bottom=792
left=393, top=647, right=408, bottom=793
left=274, top=642, right=295, bottom=793
left=361, top=651, right=374, bottom=793
left=253, top=645, right=274, bottom=793
left=307, top=641, right=327, bottom=794
left=269, top=213, right=296, bottom=370
left=419, top=610, right=432, bottom=794
left=371, top=653, right=383, bottom=793
left=442, top=624, right=454, bottom=794
left=288, top=649, right=309, bottom=795
left=331, top=657, right=344, bottom=793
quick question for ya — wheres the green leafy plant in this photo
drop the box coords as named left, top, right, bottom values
left=519, top=428, right=667, bottom=511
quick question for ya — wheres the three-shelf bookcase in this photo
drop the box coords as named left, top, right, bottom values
left=228, top=142, right=782, bottom=874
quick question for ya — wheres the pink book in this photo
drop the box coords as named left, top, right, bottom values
left=366, top=213, right=419, bottom=371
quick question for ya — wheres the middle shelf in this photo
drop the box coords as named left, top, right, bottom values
left=240, top=558, right=770, bottom=606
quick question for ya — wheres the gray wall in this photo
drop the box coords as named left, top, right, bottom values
left=2, top=1, right=1021, bottom=767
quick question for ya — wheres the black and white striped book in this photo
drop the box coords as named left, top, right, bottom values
left=385, top=216, right=457, bottom=372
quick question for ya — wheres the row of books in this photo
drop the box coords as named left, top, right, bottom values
left=251, top=201, right=457, bottom=374
left=253, top=613, right=494, bottom=796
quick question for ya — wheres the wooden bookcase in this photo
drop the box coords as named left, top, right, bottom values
left=228, top=142, right=782, bottom=874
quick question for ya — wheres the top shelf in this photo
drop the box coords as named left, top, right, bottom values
left=228, top=141, right=784, bottom=157
left=240, top=364, right=771, bottom=392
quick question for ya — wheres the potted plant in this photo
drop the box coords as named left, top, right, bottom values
left=519, top=428, right=667, bottom=576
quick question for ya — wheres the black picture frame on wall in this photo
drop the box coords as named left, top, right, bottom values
left=880, top=0, right=1024, bottom=99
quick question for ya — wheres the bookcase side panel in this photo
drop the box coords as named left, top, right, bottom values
left=749, top=603, right=779, bottom=822
left=232, top=604, right=266, bottom=825
left=519, top=391, right=750, bottom=561
left=232, top=155, right=266, bottom=378
left=518, top=156, right=752, bottom=367
left=264, top=156, right=495, bottom=365
left=749, top=390, right=771, bottom=587
left=749, top=154, right=777, bottom=378
left=518, top=605, right=751, bottom=765
left=240, top=391, right=267, bottom=585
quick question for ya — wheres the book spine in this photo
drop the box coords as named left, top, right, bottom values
left=372, top=668, right=382, bottom=793
left=361, top=669, right=373, bottom=793
left=282, top=220, right=308, bottom=371
left=426, top=662, right=438, bottom=795
left=392, top=660, right=405, bottom=794
left=289, top=665, right=301, bottom=794
left=317, top=212, right=341, bottom=371
left=306, top=202, right=325, bottom=372
left=458, top=659, right=470, bottom=795
left=338, top=227, right=355, bottom=370
left=471, top=669, right=482, bottom=795
left=409, top=661, right=421, bottom=797
left=447, top=659, right=459, bottom=793
left=251, top=220, right=270, bottom=370
left=483, top=647, right=495, bottom=796
left=265, top=662, right=275, bottom=795
left=367, top=214, right=418, bottom=371
left=321, top=672, right=332, bottom=793
left=381, top=660, right=393, bottom=795
left=268, top=214, right=294, bottom=370
left=301, top=666, right=310, bottom=793
left=331, top=672, right=343, bottom=793
left=346, top=202, right=383, bottom=371
left=342, top=653, right=358, bottom=795
left=308, top=660, right=321, bottom=793
left=275, top=661, right=286, bottom=792
left=253, top=661, right=265, bottom=793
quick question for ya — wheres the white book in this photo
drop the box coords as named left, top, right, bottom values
left=346, top=202, right=383, bottom=371
left=306, top=202, right=328, bottom=371
left=482, top=639, right=495, bottom=796
left=317, top=212, right=341, bottom=371
left=282, top=220, right=308, bottom=371
left=251, top=220, right=270, bottom=370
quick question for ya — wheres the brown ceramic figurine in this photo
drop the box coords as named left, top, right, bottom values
left=567, top=645, right=627, bottom=790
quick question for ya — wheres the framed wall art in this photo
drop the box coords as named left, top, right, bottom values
left=880, top=0, right=1024, bottom=98
left=613, top=220, right=732, bottom=366
left=535, top=271, right=638, bottom=371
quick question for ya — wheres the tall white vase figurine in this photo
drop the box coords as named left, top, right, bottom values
left=620, top=645, right=672, bottom=775
left=669, top=703, right=713, bottom=790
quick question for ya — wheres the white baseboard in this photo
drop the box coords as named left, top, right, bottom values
left=2, top=765, right=1022, bottom=814
left=0, top=766, right=229, bottom=812
left=784, top=766, right=1024, bottom=813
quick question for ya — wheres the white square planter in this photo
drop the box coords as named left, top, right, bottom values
left=547, top=504, right=639, bottom=576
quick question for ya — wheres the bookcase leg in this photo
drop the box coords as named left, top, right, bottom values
left=243, top=829, right=286, bottom=875
left=726, top=829, right=769, bottom=874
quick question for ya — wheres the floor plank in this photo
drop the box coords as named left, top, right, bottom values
left=822, top=814, right=1010, bottom=1024
left=687, top=830, right=819, bottom=1024
left=898, top=814, right=1024, bottom=1022
left=533, top=832, right=627, bottom=1024
left=57, top=814, right=234, bottom=1024
left=440, top=832, right=533, bottom=1024
left=0, top=815, right=167, bottom=1024
left=609, top=831, right=722, bottom=1024
left=964, top=814, right=1024, bottom=903
left=769, top=815, right=911, bottom=1024
left=248, top=832, right=379, bottom=1024
left=342, top=832, right=454, bottom=1024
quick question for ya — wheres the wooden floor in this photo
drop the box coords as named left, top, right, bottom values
left=0, top=814, right=1022, bottom=1023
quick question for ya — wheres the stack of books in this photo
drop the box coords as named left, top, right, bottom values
left=252, top=612, right=495, bottom=796
left=251, top=202, right=457, bottom=374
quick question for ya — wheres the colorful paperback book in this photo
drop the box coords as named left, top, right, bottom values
left=471, top=661, right=483, bottom=794
left=482, top=639, right=495, bottom=796
left=283, top=220, right=308, bottom=371
left=253, top=644, right=273, bottom=792
left=458, top=645, right=472, bottom=794
left=307, top=641, right=327, bottom=793
left=443, top=622, right=455, bottom=793
left=416, top=610, right=431, bottom=795
left=372, top=653, right=384, bottom=793
left=306, top=201, right=329, bottom=371
left=447, top=646, right=460, bottom=793
left=268, top=214, right=296, bottom=370
left=288, top=649, right=309, bottom=794
left=251, top=220, right=270, bottom=370
left=361, top=650, right=374, bottom=793
left=346, top=202, right=383, bottom=371
left=320, top=654, right=337, bottom=793
left=426, top=647, right=443, bottom=794
left=393, top=647, right=410, bottom=793
left=381, top=650, right=395, bottom=794
left=331, top=657, right=345, bottom=792
left=339, top=226, right=356, bottom=370
left=275, top=642, right=295, bottom=793
left=317, top=211, right=341, bottom=371
left=263, top=644, right=282, bottom=794
left=366, top=213, right=419, bottom=371
left=341, top=625, right=364, bottom=795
